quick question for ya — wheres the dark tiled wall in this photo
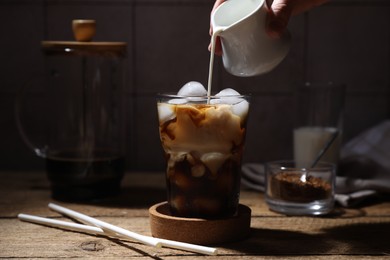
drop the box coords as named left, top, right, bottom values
left=1, top=0, right=389, bottom=171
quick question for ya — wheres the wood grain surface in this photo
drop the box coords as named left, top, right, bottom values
left=1, top=171, right=389, bottom=259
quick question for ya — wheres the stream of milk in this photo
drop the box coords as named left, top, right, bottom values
left=207, top=30, right=222, bottom=99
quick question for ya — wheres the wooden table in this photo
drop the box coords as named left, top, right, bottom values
left=1, top=171, right=389, bottom=259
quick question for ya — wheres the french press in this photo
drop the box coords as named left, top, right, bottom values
left=17, top=20, right=128, bottom=201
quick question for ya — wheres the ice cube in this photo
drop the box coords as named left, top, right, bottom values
left=232, top=99, right=249, bottom=118
left=215, top=88, right=240, bottom=97
left=215, top=88, right=242, bottom=105
left=168, top=98, right=188, bottom=104
left=209, top=98, right=221, bottom=105
left=201, top=152, right=229, bottom=176
left=157, top=103, right=175, bottom=123
left=178, top=81, right=207, bottom=96
left=216, top=88, right=249, bottom=117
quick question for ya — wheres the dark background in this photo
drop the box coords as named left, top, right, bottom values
left=1, top=0, right=389, bottom=172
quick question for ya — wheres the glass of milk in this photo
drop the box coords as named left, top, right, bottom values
left=293, top=82, right=345, bottom=168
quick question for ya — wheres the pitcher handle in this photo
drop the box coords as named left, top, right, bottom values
left=14, top=75, right=47, bottom=158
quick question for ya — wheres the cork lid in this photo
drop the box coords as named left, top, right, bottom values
left=42, top=20, right=126, bottom=57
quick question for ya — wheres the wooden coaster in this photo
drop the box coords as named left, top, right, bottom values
left=149, top=202, right=251, bottom=245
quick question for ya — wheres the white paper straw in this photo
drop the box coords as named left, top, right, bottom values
left=18, top=213, right=104, bottom=235
left=18, top=210, right=218, bottom=255
left=156, top=237, right=218, bottom=255
left=48, top=203, right=161, bottom=248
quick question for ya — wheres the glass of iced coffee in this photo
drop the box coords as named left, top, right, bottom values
left=157, top=84, right=250, bottom=219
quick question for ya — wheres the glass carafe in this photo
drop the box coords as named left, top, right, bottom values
left=16, top=21, right=127, bottom=201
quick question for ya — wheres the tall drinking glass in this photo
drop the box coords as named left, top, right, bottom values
left=157, top=94, right=250, bottom=219
left=294, top=82, right=345, bottom=168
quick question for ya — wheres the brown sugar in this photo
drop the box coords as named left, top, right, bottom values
left=269, top=172, right=332, bottom=203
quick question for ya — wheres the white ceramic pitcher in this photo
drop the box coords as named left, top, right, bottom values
left=211, top=0, right=291, bottom=76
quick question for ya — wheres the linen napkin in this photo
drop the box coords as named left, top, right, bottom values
left=241, top=120, right=390, bottom=207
